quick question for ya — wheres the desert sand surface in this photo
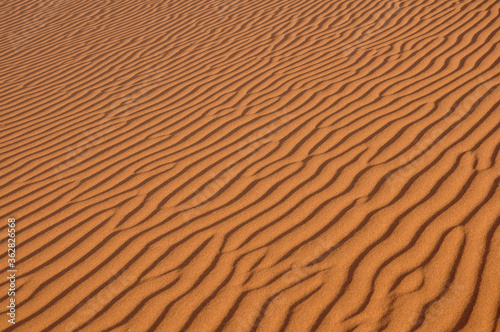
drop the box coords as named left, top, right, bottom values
left=1, top=0, right=500, bottom=331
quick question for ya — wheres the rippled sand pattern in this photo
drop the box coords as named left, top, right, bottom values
left=1, top=0, right=500, bottom=331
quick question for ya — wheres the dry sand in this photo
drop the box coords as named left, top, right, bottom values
left=1, top=0, right=500, bottom=331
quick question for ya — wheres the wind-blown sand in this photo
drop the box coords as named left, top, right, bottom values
left=1, top=0, right=500, bottom=331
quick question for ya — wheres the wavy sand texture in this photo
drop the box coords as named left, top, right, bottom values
left=1, top=0, right=500, bottom=331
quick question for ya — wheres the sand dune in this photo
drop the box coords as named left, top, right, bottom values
left=1, top=0, right=500, bottom=331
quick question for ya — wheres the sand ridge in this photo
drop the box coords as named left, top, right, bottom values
left=0, top=0, right=500, bottom=331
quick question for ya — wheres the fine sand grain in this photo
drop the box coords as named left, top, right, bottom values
left=1, top=0, right=500, bottom=331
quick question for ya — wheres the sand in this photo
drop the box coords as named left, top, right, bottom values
left=1, top=0, right=500, bottom=331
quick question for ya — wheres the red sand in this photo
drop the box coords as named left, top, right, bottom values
left=0, top=0, right=499, bottom=331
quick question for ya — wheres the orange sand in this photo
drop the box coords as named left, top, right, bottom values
left=1, top=0, right=500, bottom=331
